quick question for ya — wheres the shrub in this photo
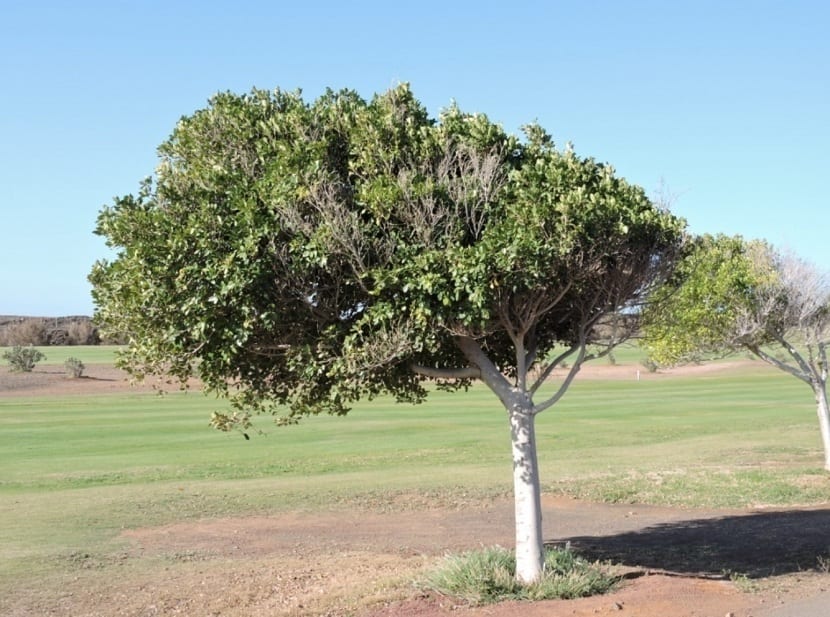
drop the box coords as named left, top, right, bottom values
left=422, top=546, right=616, bottom=605
left=2, top=345, right=46, bottom=372
left=64, top=357, right=85, bottom=378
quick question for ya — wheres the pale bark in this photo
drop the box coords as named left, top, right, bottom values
left=509, top=403, right=545, bottom=583
left=455, top=336, right=546, bottom=582
left=815, top=384, right=830, bottom=472
left=749, top=342, right=830, bottom=471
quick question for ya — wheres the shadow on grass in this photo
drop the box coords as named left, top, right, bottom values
left=554, top=508, right=830, bottom=578
left=25, top=370, right=116, bottom=381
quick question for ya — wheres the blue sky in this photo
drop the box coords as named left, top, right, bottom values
left=1, top=1, right=827, bottom=316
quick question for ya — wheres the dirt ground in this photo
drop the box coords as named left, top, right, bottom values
left=3, top=361, right=829, bottom=617
left=0, top=359, right=763, bottom=398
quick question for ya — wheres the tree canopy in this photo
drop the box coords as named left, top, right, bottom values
left=91, top=84, right=685, bottom=582
left=92, top=85, right=683, bottom=427
left=642, top=234, right=830, bottom=469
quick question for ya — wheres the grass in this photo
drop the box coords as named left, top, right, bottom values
left=1, top=354, right=828, bottom=601
left=422, top=546, right=616, bottom=604
left=534, top=363, right=828, bottom=506
left=5, top=366, right=820, bottom=502
left=0, top=344, right=121, bottom=365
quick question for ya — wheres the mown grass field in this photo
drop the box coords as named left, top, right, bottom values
left=5, top=344, right=121, bottom=364
left=1, top=349, right=828, bottom=598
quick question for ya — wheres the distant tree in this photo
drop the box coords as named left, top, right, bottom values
left=67, top=320, right=99, bottom=345
left=643, top=235, right=830, bottom=470
left=3, top=345, right=46, bottom=372
left=1, top=319, right=48, bottom=346
left=90, top=85, right=684, bottom=583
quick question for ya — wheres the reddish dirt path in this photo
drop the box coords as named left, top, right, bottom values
left=112, top=496, right=829, bottom=617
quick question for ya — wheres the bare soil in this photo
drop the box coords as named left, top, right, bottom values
left=0, top=359, right=758, bottom=398
left=3, top=361, right=829, bottom=617
left=0, top=364, right=196, bottom=397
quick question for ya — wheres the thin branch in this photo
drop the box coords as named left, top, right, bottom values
left=747, top=344, right=811, bottom=385
left=530, top=344, right=579, bottom=395
left=534, top=282, right=574, bottom=318
left=409, top=363, right=481, bottom=380
left=524, top=325, right=538, bottom=377
left=773, top=333, right=816, bottom=380
left=496, top=295, right=522, bottom=346
left=516, top=338, right=527, bottom=391
left=533, top=343, right=588, bottom=415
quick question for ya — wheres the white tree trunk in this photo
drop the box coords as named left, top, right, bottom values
left=815, top=383, right=830, bottom=472
left=509, top=405, right=545, bottom=584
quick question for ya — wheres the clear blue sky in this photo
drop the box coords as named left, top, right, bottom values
left=1, top=1, right=827, bottom=316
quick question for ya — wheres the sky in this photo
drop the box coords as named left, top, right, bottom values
left=1, top=1, right=827, bottom=316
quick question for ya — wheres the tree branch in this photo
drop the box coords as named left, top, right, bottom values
left=409, top=363, right=481, bottom=380
left=774, top=334, right=817, bottom=380
left=533, top=342, right=588, bottom=415
left=456, top=335, right=514, bottom=407
left=524, top=325, right=538, bottom=379
left=515, top=334, right=527, bottom=391
left=529, top=344, right=579, bottom=394
left=747, top=344, right=811, bottom=385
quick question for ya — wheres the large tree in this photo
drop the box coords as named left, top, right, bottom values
left=90, top=85, right=684, bottom=583
left=642, top=235, right=830, bottom=469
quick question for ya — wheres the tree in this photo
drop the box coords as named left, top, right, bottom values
left=642, top=235, right=830, bottom=469
left=90, top=85, right=685, bottom=583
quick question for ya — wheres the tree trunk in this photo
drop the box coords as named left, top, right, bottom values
left=509, top=404, right=545, bottom=584
left=815, top=383, right=830, bottom=472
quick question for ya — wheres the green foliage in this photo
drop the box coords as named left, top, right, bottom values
left=422, top=546, right=616, bottom=604
left=64, top=357, right=85, bottom=378
left=2, top=345, right=46, bottom=372
left=641, top=235, right=829, bottom=459
left=90, top=84, right=684, bottom=427
left=641, top=235, right=767, bottom=365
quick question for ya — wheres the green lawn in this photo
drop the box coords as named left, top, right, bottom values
left=0, top=344, right=121, bottom=365
left=1, top=359, right=828, bottom=587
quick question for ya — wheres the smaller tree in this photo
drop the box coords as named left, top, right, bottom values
left=3, top=345, right=46, bottom=372
left=642, top=235, right=830, bottom=469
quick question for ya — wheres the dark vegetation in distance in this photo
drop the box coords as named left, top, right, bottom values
left=0, top=316, right=118, bottom=346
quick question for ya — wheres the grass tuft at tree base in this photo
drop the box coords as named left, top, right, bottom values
left=422, top=545, right=617, bottom=605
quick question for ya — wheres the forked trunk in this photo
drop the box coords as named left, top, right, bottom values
left=815, top=383, right=830, bottom=472
left=509, top=405, right=545, bottom=584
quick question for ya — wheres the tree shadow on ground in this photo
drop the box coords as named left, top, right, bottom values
left=554, top=508, right=830, bottom=578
